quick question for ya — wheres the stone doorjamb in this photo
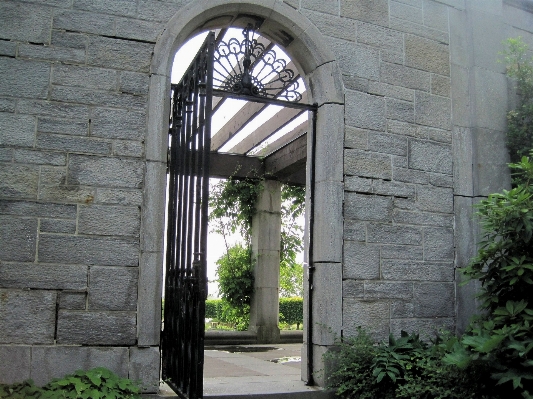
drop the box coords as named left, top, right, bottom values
left=141, top=0, right=345, bottom=385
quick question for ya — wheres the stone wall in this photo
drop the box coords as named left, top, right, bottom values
left=0, top=0, right=532, bottom=391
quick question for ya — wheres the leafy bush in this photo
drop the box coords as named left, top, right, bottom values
left=279, top=297, right=303, bottom=329
left=205, top=299, right=223, bottom=319
left=444, top=154, right=533, bottom=398
left=0, top=368, right=141, bottom=399
left=501, top=38, right=533, bottom=166
left=215, top=243, right=254, bottom=330
left=326, top=329, right=499, bottom=399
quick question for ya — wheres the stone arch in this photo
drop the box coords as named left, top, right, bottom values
left=141, top=0, right=345, bottom=386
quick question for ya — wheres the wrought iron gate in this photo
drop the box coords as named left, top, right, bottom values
left=162, top=32, right=215, bottom=399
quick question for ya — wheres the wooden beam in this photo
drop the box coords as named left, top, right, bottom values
left=255, top=122, right=307, bottom=157
left=209, top=152, right=264, bottom=179
left=264, top=133, right=307, bottom=178
left=229, top=93, right=307, bottom=154
left=210, top=61, right=298, bottom=151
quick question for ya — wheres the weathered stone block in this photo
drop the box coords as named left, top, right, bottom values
left=59, top=292, right=87, bottom=310
left=0, top=112, right=36, bottom=147
left=18, top=44, right=86, bottom=64
left=345, top=149, right=391, bottom=179
left=13, top=149, right=67, bottom=166
left=91, top=108, right=146, bottom=141
left=57, top=310, right=136, bottom=345
left=0, top=263, right=87, bottom=290
left=421, top=125, right=452, bottom=143
left=357, top=21, right=404, bottom=51
left=368, top=132, right=407, bottom=156
left=343, top=241, right=380, bottom=279
left=415, top=91, right=451, bottom=130
left=0, top=40, right=16, bottom=57
left=423, top=0, right=449, bottom=32
left=52, top=65, right=117, bottom=91
left=387, top=98, right=415, bottom=123
left=430, top=174, right=453, bottom=187
left=137, top=251, right=162, bottom=346
left=424, top=226, right=454, bottom=261
left=367, top=223, right=422, bottom=245
left=365, top=281, right=413, bottom=300
left=343, top=280, right=364, bottom=298
left=51, top=30, right=88, bottom=49
left=302, top=9, right=357, bottom=41
left=473, top=67, right=508, bottom=132
left=0, top=58, right=50, bottom=100
left=51, top=86, right=147, bottom=110
left=381, top=62, right=431, bottom=92
left=96, top=188, right=143, bottom=206
left=39, top=185, right=96, bottom=204
left=37, top=117, right=89, bottom=136
left=344, top=219, right=366, bottom=242
left=414, top=282, right=455, bottom=317
left=382, top=260, right=454, bottom=281
left=391, top=300, right=415, bottom=318
left=17, top=100, right=90, bottom=120
left=344, top=126, right=367, bottom=150
left=0, top=148, right=12, bottom=161
left=393, top=167, right=429, bottom=184
left=453, top=126, right=473, bottom=196
left=87, top=36, right=153, bottom=73
left=390, top=16, right=449, bottom=44
left=345, top=91, right=386, bottom=130
left=408, top=139, right=452, bottom=174
left=372, top=180, right=416, bottom=198
left=0, top=217, right=37, bottom=262
left=31, top=346, right=129, bottom=386
left=0, top=289, right=56, bottom=344
left=314, top=103, right=344, bottom=182
left=78, top=204, right=140, bottom=237
left=340, top=0, right=389, bottom=27
left=89, top=266, right=138, bottom=311
left=141, top=161, right=166, bottom=252
left=391, top=1, right=423, bottom=23
left=73, top=0, right=137, bottom=17
left=39, top=235, right=139, bottom=266
left=136, top=0, right=189, bottom=21
left=40, top=218, right=76, bottom=234
left=312, top=263, right=342, bottom=345
left=0, top=1, right=53, bottom=43
left=129, top=347, right=160, bottom=393
left=301, top=0, right=338, bottom=14
left=120, top=71, right=150, bottom=95
left=345, top=176, right=372, bottom=193
left=0, top=346, right=31, bottom=384
left=116, top=18, right=164, bottom=43
left=53, top=9, right=114, bottom=36
left=431, top=74, right=450, bottom=97
left=327, top=38, right=380, bottom=81
left=0, top=98, right=16, bottom=113
left=68, top=154, right=144, bottom=188
left=387, top=119, right=421, bottom=138
left=471, top=9, right=506, bottom=73
left=37, top=133, right=111, bottom=155
left=344, top=193, right=393, bottom=222
left=343, top=299, right=390, bottom=341
left=369, top=82, right=414, bottom=102
left=313, top=181, right=343, bottom=263
left=393, top=209, right=453, bottom=227
left=0, top=200, right=76, bottom=218
left=405, top=34, right=450, bottom=76
left=417, top=185, right=453, bottom=213
left=380, top=244, right=423, bottom=260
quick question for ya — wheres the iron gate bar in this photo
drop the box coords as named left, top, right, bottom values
left=163, top=31, right=215, bottom=399
left=212, top=89, right=316, bottom=111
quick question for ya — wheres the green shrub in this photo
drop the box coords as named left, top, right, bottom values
left=444, top=154, right=533, bottom=398
left=205, top=299, right=221, bottom=319
left=0, top=368, right=141, bottom=399
left=279, top=297, right=303, bottom=329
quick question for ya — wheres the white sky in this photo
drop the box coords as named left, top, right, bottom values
left=169, top=30, right=306, bottom=298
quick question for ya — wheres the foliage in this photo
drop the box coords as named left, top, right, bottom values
left=205, top=299, right=223, bottom=319
left=0, top=368, right=141, bottom=399
left=501, top=37, right=533, bottom=167
left=443, top=154, right=533, bottom=398
left=279, top=185, right=305, bottom=297
left=279, top=297, right=303, bottom=329
left=326, top=329, right=499, bottom=399
left=214, top=243, right=254, bottom=330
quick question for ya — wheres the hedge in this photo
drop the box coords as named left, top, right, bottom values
left=204, top=297, right=303, bottom=328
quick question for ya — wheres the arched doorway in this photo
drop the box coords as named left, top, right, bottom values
left=142, top=1, right=345, bottom=395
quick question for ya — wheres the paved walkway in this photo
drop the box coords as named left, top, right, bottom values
left=156, top=344, right=333, bottom=398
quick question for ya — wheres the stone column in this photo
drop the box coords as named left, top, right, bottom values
left=249, top=179, right=282, bottom=344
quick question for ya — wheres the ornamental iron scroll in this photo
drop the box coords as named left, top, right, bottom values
left=213, top=24, right=303, bottom=102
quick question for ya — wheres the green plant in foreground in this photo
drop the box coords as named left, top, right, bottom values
left=0, top=368, right=141, bottom=399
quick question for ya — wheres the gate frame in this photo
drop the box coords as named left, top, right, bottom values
left=141, top=0, right=345, bottom=389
